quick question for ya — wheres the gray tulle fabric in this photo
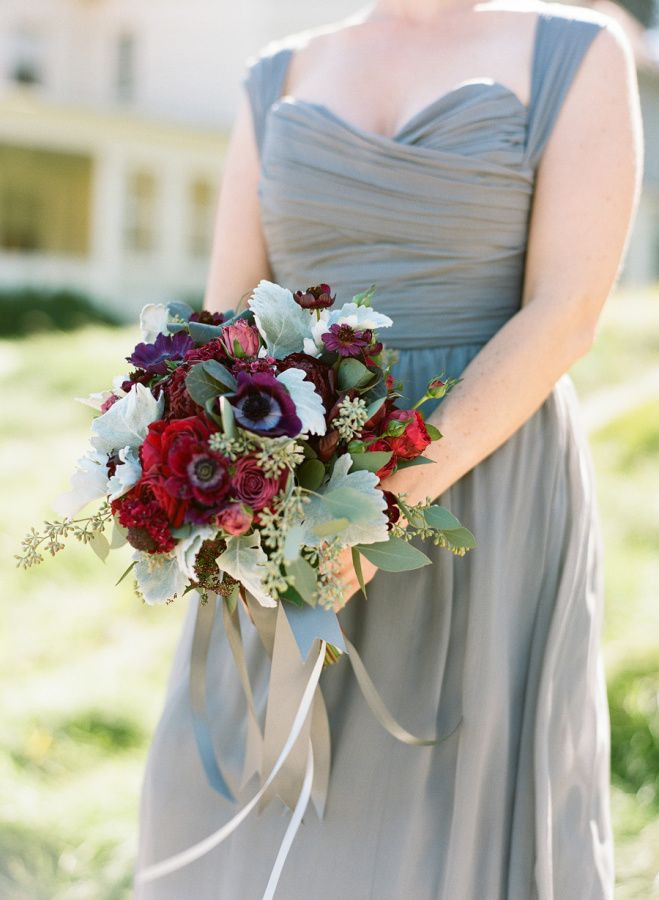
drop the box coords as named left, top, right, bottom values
left=134, top=7, right=615, bottom=898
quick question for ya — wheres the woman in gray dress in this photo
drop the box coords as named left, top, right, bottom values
left=134, top=1, right=643, bottom=897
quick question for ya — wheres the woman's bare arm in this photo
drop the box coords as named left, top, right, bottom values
left=203, top=87, right=273, bottom=315
left=385, top=20, right=644, bottom=507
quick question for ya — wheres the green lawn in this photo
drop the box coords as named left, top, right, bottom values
left=1, top=285, right=658, bottom=898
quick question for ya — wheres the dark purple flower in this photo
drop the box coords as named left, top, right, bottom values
left=127, top=331, right=196, bottom=375
left=321, top=323, right=372, bottom=357
left=293, top=283, right=336, bottom=310
left=226, top=372, right=301, bottom=437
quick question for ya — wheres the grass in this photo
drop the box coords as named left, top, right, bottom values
left=1, top=282, right=658, bottom=898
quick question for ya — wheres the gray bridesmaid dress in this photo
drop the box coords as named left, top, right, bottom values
left=134, top=6, right=615, bottom=898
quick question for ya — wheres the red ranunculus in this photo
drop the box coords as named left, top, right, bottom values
left=140, top=415, right=230, bottom=525
left=232, top=456, right=286, bottom=511
left=383, top=409, right=431, bottom=460
left=276, top=352, right=338, bottom=413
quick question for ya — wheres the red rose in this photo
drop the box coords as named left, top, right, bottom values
left=383, top=409, right=431, bottom=460
left=232, top=456, right=286, bottom=511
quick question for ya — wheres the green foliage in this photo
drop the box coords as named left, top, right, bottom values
left=0, top=288, right=120, bottom=337
left=607, top=655, right=659, bottom=809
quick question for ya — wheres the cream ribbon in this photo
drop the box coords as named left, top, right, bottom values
left=135, top=637, right=326, bottom=887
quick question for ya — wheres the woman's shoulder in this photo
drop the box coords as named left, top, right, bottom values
left=532, top=0, right=623, bottom=38
left=244, top=14, right=362, bottom=69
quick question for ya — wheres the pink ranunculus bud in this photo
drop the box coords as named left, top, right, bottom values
left=220, top=320, right=261, bottom=359
left=216, top=502, right=254, bottom=536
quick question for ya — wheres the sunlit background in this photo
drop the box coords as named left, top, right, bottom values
left=1, top=1, right=658, bottom=898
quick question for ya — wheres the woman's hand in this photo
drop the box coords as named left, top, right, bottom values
left=333, top=547, right=379, bottom=613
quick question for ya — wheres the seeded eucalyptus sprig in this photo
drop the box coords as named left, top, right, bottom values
left=15, top=502, right=113, bottom=569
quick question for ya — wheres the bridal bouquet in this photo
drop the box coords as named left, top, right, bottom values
left=17, top=280, right=474, bottom=895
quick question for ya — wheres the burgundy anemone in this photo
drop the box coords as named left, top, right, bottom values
left=226, top=372, right=301, bottom=438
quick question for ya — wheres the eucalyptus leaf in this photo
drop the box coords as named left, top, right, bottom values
left=115, top=560, right=135, bottom=586
left=219, top=395, right=236, bottom=438
left=395, top=456, right=436, bottom=469
left=297, top=458, right=326, bottom=491
left=348, top=450, right=393, bottom=473
left=202, top=359, right=237, bottom=390
left=423, top=505, right=462, bottom=531
left=356, top=536, right=432, bottom=572
left=185, top=363, right=225, bottom=406
left=366, top=396, right=387, bottom=419
left=351, top=547, right=367, bottom=599
left=440, top=526, right=476, bottom=551
left=89, top=531, right=110, bottom=562
left=338, top=358, right=374, bottom=391
left=188, top=321, right=225, bottom=343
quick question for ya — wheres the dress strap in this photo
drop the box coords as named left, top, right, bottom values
left=524, top=11, right=608, bottom=170
left=242, top=44, right=294, bottom=159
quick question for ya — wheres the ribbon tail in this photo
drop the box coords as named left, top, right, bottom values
left=309, top=689, right=330, bottom=820
left=189, top=592, right=235, bottom=801
left=221, top=599, right=264, bottom=789
left=259, top=602, right=316, bottom=813
left=344, top=636, right=463, bottom=746
left=262, top=741, right=314, bottom=900
left=135, top=638, right=327, bottom=885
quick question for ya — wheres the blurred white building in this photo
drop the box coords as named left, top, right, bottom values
left=0, top=0, right=356, bottom=319
left=0, top=0, right=657, bottom=320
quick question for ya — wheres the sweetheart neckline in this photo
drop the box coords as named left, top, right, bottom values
left=275, top=81, right=529, bottom=145
left=271, top=11, right=544, bottom=145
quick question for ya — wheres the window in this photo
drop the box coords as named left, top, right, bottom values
left=116, top=32, right=136, bottom=102
left=125, top=171, right=157, bottom=253
left=189, top=177, right=216, bottom=258
left=0, top=187, right=43, bottom=251
left=9, top=27, right=44, bottom=86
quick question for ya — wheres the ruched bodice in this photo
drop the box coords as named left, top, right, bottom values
left=135, top=7, right=615, bottom=899
left=244, top=7, right=606, bottom=351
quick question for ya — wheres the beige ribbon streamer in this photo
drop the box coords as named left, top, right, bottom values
left=221, top=598, right=264, bottom=789
left=135, top=639, right=326, bottom=887
left=244, top=592, right=332, bottom=819
left=344, top=636, right=464, bottom=746
left=259, top=602, right=318, bottom=812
